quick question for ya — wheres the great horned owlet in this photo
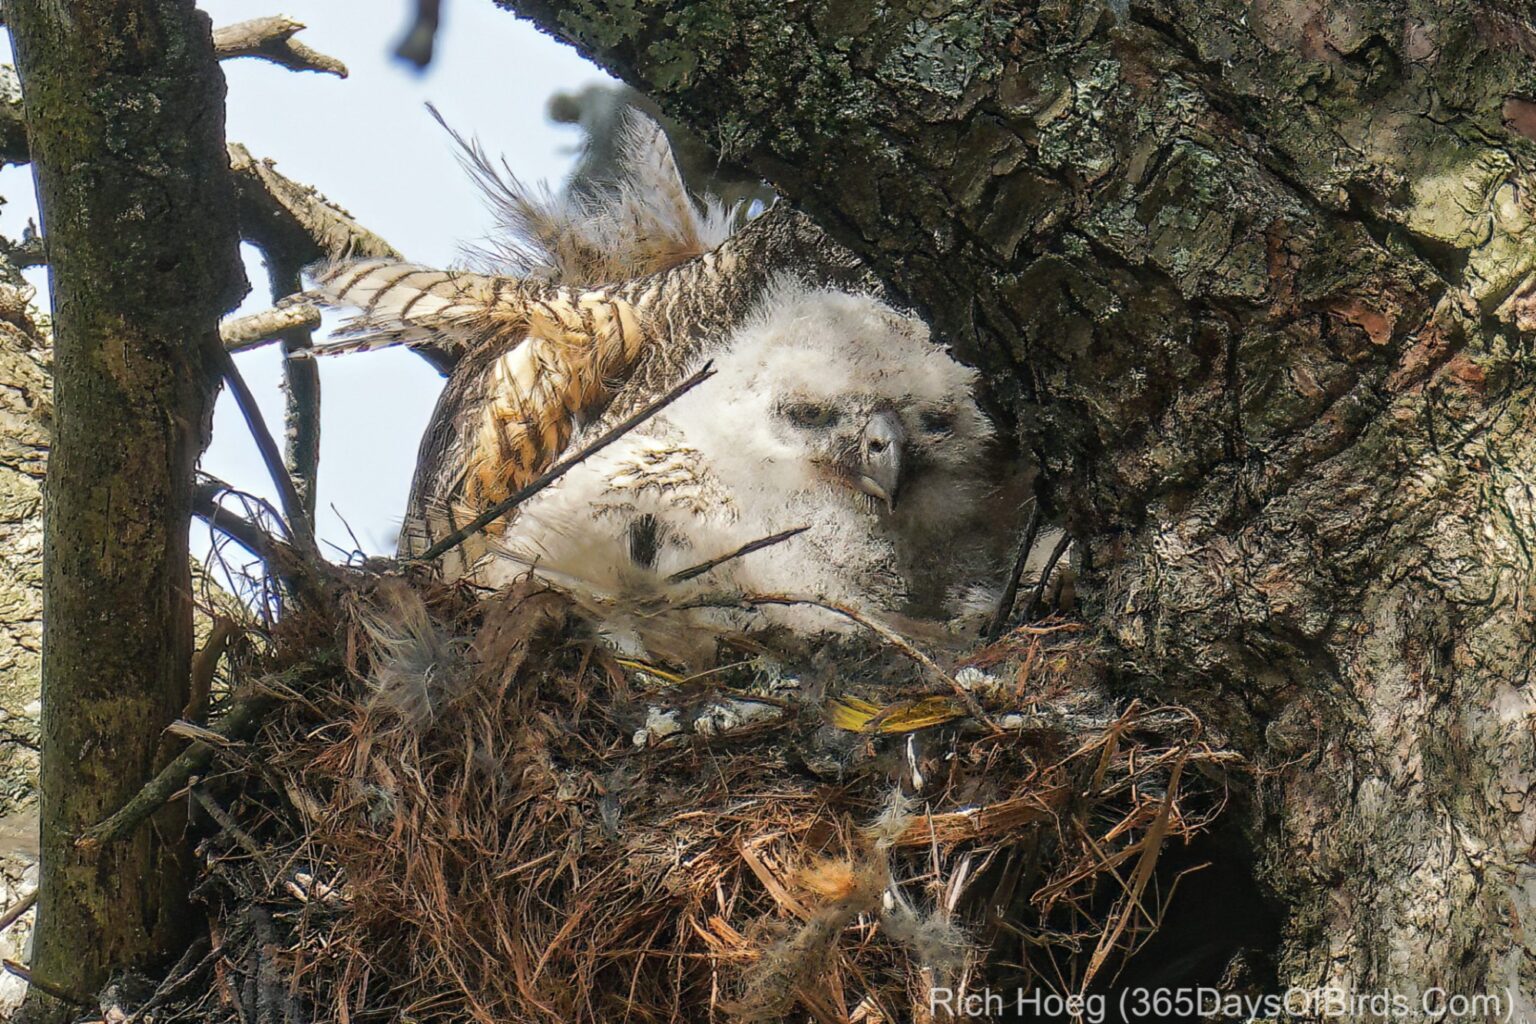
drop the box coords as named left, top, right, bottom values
left=478, top=277, right=1003, bottom=661
left=308, top=113, right=1031, bottom=662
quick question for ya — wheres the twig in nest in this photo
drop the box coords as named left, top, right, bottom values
left=667, top=526, right=809, bottom=584
left=214, top=17, right=348, bottom=77
left=393, top=0, right=443, bottom=68
left=415, top=363, right=718, bottom=562
left=2, top=959, right=91, bottom=1007
left=192, top=787, right=269, bottom=866
left=193, top=478, right=324, bottom=599
left=985, top=501, right=1042, bottom=641
left=221, top=302, right=323, bottom=353
left=76, top=657, right=334, bottom=850
left=1079, top=746, right=1189, bottom=992
left=0, top=891, right=34, bottom=933
left=126, top=936, right=220, bottom=1024
left=696, top=593, right=997, bottom=730
left=1025, top=531, right=1073, bottom=621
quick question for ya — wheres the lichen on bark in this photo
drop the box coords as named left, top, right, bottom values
left=0, top=282, right=49, bottom=816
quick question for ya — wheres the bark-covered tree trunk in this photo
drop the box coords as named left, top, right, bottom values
left=0, top=281, right=48, bottom=809
left=496, top=0, right=1536, bottom=1012
left=8, top=3, right=243, bottom=1018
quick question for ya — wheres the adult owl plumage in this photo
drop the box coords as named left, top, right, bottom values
left=308, top=113, right=1024, bottom=662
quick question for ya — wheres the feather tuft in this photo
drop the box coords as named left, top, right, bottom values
left=435, top=103, right=744, bottom=285
left=353, top=581, right=469, bottom=728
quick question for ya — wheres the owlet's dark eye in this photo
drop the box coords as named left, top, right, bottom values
left=783, top=402, right=840, bottom=428
left=920, top=410, right=956, bottom=434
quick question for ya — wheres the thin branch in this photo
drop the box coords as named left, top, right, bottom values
left=76, top=700, right=276, bottom=851
left=125, top=937, right=221, bottom=1024
left=191, top=787, right=267, bottom=862
left=414, top=362, right=718, bottom=562
left=220, top=302, right=322, bottom=352
left=184, top=617, right=237, bottom=723
left=0, top=891, right=35, bottom=933
left=666, top=525, right=809, bottom=583
left=193, top=479, right=321, bottom=597
left=76, top=658, right=333, bottom=850
left=194, top=478, right=289, bottom=554
left=208, top=342, right=318, bottom=556
left=393, top=0, right=443, bottom=69
left=213, top=17, right=347, bottom=77
left=1025, top=531, right=1073, bottom=621
left=268, top=276, right=321, bottom=523
left=0, top=223, right=43, bottom=272
left=985, top=502, right=1042, bottom=642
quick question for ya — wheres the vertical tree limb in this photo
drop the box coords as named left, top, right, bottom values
left=7, top=3, right=245, bottom=1019
left=264, top=254, right=321, bottom=522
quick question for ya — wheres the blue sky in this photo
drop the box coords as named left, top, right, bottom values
left=3, top=2, right=612, bottom=564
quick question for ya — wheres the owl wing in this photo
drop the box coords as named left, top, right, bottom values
left=481, top=426, right=734, bottom=587
left=479, top=428, right=791, bottom=663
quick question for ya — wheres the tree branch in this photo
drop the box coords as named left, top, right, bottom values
left=224, top=143, right=457, bottom=389
left=206, top=342, right=318, bottom=558
left=220, top=302, right=322, bottom=352
left=75, top=657, right=333, bottom=851
left=226, top=143, right=402, bottom=510
left=213, top=17, right=347, bottom=78
left=227, top=143, right=398, bottom=266
left=193, top=477, right=324, bottom=603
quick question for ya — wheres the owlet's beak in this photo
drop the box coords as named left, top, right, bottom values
left=853, top=410, right=906, bottom=511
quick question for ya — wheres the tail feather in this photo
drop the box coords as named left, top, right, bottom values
left=304, top=258, right=501, bottom=359
left=427, top=104, right=613, bottom=282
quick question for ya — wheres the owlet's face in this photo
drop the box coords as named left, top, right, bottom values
left=667, top=283, right=993, bottom=518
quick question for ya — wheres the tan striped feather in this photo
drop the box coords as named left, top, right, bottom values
left=311, top=254, right=652, bottom=508
left=305, top=258, right=501, bottom=360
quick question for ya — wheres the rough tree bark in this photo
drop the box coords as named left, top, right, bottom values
left=8, top=2, right=244, bottom=1018
left=496, top=0, right=1536, bottom=1013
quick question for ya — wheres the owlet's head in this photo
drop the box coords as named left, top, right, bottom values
left=666, top=281, right=993, bottom=519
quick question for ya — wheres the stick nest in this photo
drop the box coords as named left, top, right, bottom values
left=114, top=570, right=1237, bottom=1024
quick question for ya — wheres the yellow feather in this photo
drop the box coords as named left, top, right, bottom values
left=824, top=695, right=966, bottom=734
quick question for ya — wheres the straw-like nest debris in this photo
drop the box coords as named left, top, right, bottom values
left=97, top=569, right=1239, bottom=1024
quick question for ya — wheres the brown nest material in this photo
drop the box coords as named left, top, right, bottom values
left=110, top=571, right=1238, bottom=1024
